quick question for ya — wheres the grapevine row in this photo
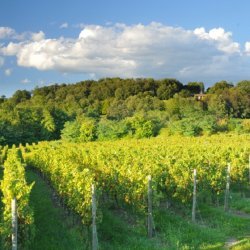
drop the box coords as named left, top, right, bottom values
left=23, top=134, right=250, bottom=224
left=0, top=147, right=35, bottom=249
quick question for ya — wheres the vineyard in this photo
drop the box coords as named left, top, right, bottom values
left=0, top=133, right=250, bottom=249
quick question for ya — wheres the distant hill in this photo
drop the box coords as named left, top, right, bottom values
left=0, top=78, right=249, bottom=145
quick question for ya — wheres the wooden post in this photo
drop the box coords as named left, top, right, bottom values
left=224, top=163, right=231, bottom=212
left=192, top=169, right=197, bottom=223
left=147, top=175, right=154, bottom=238
left=248, top=155, right=250, bottom=186
left=11, top=197, right=17, bottom=250
left=92, top=184, right=98, bottom=250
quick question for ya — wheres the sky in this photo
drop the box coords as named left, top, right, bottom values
left=1, top=0, right=250, bottom=96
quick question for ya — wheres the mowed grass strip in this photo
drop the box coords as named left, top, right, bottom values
left=26, top=169, right=87, bottom=250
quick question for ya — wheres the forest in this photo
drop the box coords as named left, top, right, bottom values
left=0, top=78, right=249, bottom=146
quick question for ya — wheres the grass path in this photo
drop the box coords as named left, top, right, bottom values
left=26, top=169, right=87, bottom=250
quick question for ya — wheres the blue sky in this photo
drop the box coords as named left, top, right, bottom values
left=1, top=0, right=250, bottom=96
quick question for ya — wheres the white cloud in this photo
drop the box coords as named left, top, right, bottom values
left=193, top=27, right=240, bottom=53
left=1, top=42, right=23, bottom=56
left=1, top=23, right=250, bottom=83
left=244, top=42, right=250, bottom=54
left=0, top=27, right=15, bottom=39
left=31, top=31, right=45, bottom=41
left=60, top=22, right=69, bottom=29
left=4, top=68, right=12, bottom=76
left=21, top=78, right=31, bottom=84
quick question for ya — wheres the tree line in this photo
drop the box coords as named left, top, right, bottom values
left=0, top=78, right=249, bottom=145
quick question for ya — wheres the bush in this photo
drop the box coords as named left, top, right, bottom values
left=241, top=119, right=250, bottom=132
left=126, top=115, right=158, bottom=138
left=61, top=121, right=80, bottom=142
left=97, top=119, right=129, bottom=140
left=199, top=115, right=219, bottom=135
left=226, top=118, right=250, bottom=133
left=169, top=115, right=219, bottom=136
left=79, top=117, right=97, bottom=142
left=169, top=119, right=202, bottom=136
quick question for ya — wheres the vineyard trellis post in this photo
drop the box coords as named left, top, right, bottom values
left=11, top=197, right=18, bottom=250
left=248, top=155, right=250, bottom=186
left=147, top=175, right=154, bottom=238
left=224, top=163, right=231, bottom=212
left=192, top=169, right=197, bottom=223
left=92, top=184, right=98, bottom=250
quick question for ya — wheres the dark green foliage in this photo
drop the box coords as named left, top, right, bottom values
left=107, top=99, right=131, bottom=120
left=165, top=96, right=204, bottom=120
left=207, top=80, right=234, bottom=94
left=10, top=90, right=31, bottom=105
left=169, top=114, right=219, bottom=136
left=156, top=79, right=183, bottom=100
left=186, top=81, right=205, bottom=94
left=41, top=110, right=56, bottom=140
left=97, top=119, right=129, bottom=140
left=236, top=80, right=250, bottom=93
left=0, top=77, right=249, bottom=145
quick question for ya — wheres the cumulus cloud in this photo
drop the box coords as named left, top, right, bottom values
left=0, top=27, right=15, bottom=39
left=193, top=27, right=240, bottom=53
left=1, top=23, right=250, bottom=82
left=60, top=22, right=69, bottom=29
left=244, top=42, right=250, bottom=54
left=31, top=31, right=45, bottom=41
left=1, top=42, right=23, bottom=56
left=4, top=68, right=12, bottom=76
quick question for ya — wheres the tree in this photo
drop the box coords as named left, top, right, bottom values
left=208, top=94, right=231, bottom=118
left=156, top=79, right=183, bottom=100
left=97, top=118, right=129, bottom=140
left=41, top=110, right=56, bottom=140
left=186, top=82, right=205, bottom=94
left=236, top=80, right=250, bottom=94
left=0, top=95, right=6, bottom=104
left=127, top=115, right=157, bottom=138
left=11, top=90, right=31, bottom=104
left=61, top=121, right=80, bottom=142
left=79, top=117, right=97, bottom=142
left=106, top=99, right=130, bottom=120
left=207, top=81, right=233, bottom=94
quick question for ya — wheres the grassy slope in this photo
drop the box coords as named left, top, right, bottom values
left=231, top=192, right=250, bottom=214
left=97, top=204, right=250, bottom=250
left=26, top=169, right=87, bottom=250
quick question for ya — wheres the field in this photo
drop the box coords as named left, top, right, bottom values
left=0, top=133, right=250, bottom=249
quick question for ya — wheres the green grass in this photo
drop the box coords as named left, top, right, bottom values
left=230, top=192, right=250, bottom=214
left=26, top=169, right=87, bottom=250
left=99, top=209, right=163, bottom=250
left=97, top=202, right=250, bottom=250
left=2, top=168, right=250, bottom=249
left=198, top=206, right=250, bottom=238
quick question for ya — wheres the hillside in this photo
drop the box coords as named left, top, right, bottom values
left=0, top=78, right=249, bottom=146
